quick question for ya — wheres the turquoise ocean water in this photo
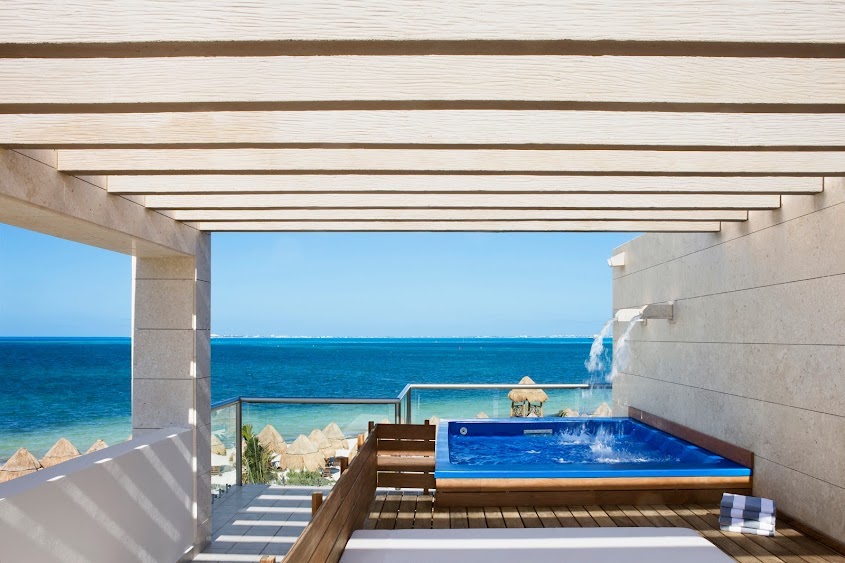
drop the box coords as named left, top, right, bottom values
left=0, top=337, right=612, bottom=463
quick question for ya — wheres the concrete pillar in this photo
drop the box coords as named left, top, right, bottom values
left=131, top=233, right=211, bottom=555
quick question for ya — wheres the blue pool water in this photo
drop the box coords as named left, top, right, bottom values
left=436, top=418, right=752, bottom=479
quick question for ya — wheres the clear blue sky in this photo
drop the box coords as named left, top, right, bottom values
left=0, top=224, right=634, bottom=337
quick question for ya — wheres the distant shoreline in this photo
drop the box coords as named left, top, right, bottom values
left=1, top=335, right=608, bottom=340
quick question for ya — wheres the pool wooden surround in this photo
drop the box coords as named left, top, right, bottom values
left=434, top=409, right=754, bottom=507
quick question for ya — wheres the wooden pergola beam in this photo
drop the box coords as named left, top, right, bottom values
left=167, top=209, right=748, bottom=222
left=5, top=111, right=844, bottom=148
left=193, top=220, right=722, bottom=232
left=1, top=56, right=842, bottom=110
left=57, top=149, right=845, bottom=176
left=105, top=175, right=821, bottom=195
left=2, top=0, right=843, bottom=46
left=143, top=193, right=780, bottom=210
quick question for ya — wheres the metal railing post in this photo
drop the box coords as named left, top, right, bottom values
left=394, top=401, right=400, bottom=424
left=235, top=398, right=243, bottom=487
left=406, top=388, right=413, bottom=425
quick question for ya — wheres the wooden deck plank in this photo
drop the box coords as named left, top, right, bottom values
left=535, top=506, right=563, bottom=528
left=412, top=494, right=433, bottom=530
left=363, top=493, right=386, bottom=530
left=633, top=505, right=674, bottom=527
left=517, top=506, right=543, bottom=528
left=771, top=525, right=843, bottom=563
left=432, top=503, right=450, bottom=529
left=551, top=506, right=582, bottom=528
left=585, top=505, right=618, bottom=527
left=449, top=506, right=469, bottom=529
left=618, top=504, right=658, bottom=527
left=666, top=504, right=763, bottom=563
left=466, top=507, right=487, bottom=529
left=603, top=505, right=637, bottom=527
left=501, top=506, right=524, bottom=528
left=483, top=506, right=507, bottom=529
left=569, top=506, right=599, bottom=528
left=368, top=498, right=843, bottom=563
left=695, top=506, right=823, bottom=563
left=374, top=492, right=402, bottom=530
left=394, top=492, right=416, bottom=530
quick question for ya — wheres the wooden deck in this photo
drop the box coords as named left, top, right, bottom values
left=364, top=491, right=845, bottom=563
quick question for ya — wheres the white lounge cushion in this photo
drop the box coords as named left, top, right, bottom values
left=340, top=527, right=732, bottom=563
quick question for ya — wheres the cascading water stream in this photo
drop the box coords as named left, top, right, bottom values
left=609, top=314, right=642, bottom=381
left=585, top=319, right=614, bottom=374
left=581, top=319, right=613, bottom=411
left=581, top=315, right=642, bottom=413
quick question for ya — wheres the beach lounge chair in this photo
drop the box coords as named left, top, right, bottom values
left=339, top=527, right=732, bottom=562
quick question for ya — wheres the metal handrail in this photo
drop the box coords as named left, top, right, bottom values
left=211, top=382, right=608, bottom=487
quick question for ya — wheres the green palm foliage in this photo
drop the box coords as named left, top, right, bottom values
left=241, top=424, right=276, bottom=484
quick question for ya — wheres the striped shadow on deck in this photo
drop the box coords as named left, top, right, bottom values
left=364, top=491, right=845, bottom=563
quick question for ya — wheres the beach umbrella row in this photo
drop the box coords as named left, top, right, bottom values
left=0, top=438, right=109, bottom=483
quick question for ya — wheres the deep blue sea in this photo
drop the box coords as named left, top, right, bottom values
left=0, top=337, right=612, bottom=463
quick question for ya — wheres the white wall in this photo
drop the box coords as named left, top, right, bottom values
left=0, top=428, right=194, bottom=562
left=611, top=177, right=845, bottom=542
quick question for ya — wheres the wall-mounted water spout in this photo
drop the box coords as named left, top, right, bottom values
left=607, top=252, right=626, bottom=268
left=615, top=301, right=674, bottom=325
left=615, top=307, right=643, bottom=323
left=641, top=301, right=674, bottom=321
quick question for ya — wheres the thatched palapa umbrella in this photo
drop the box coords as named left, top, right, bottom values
left=0, top=448, right=42, bottom=482
left=308, top=429, right=334, bottom=459
left=211, top=434, right=227, bottom=456
left=475, top=412, right=489, bottom=419
left=322, top=422, right=349, bottom=451
left=85, top=439, right=108, bottom=454
left=41, top=438, right=81, bottom=468
left=508, top=376, right=549, bottom=417
left=257, top=424, right=286, bottom=455
left=281, top=435, right=325, bottom=472
left=592, top=402, right=613, bottom=417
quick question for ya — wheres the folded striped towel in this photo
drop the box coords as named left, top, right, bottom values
left=719, top=516, right=775, bottom=531
left=721, top=493, right=776, bottom=514
left=721, top=524, right=775, bottom=537
left=719, top=507, right=777, bottom=523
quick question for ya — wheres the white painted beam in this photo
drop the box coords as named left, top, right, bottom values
left=0, top=149, right=202, bottom=257
left=58, top=149, right=845, bottom=175
left=195, top=220, right=722, bottom=232
left=144, top=193, right=780, bottom=210
left=1, top=1, right=842, bottom=44
left=1, top=56, right=842, bottom=106
left=6, top=111, right=844, bottom=147
left=105, top=175, right=822, bottom=195
left=168, top=209, right=748, bottom=222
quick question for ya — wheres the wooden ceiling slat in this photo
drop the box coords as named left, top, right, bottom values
left=142, top=193, right=780, bottom=210
left=57, top=149, right=845, bottom=176
left=0, top=56, right=842, bottom=109
left=2, top=0, right=843, bottom=46
left=194, top=220, right=723, bottom=232
left=168, top=209, right=748, bottom=222
left=5, top=111, right=845, bottom=148
left=105, top=175, right=821, bottom=195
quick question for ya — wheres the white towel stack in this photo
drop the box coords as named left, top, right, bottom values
left=719, top=493, right=776, bottom=536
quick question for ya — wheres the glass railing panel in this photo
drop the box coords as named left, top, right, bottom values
left=406, top=384, right=613, bottom=424
left=239, top=401, right=397, bottom=488
left=210, top=400, right=238, bottom=496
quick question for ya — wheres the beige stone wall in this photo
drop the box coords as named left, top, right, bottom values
left=611, top=177, right=845, bottom=542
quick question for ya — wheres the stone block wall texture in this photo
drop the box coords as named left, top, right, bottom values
left=611, top=177, right=845, bottom=542
left=132, top=239, right=212, bottom=556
